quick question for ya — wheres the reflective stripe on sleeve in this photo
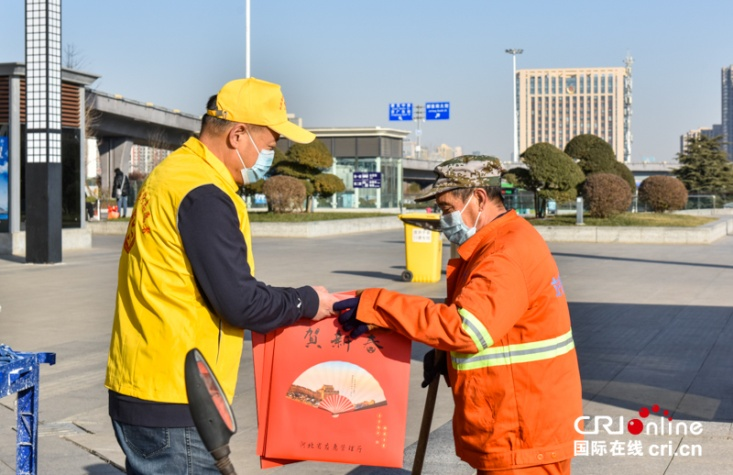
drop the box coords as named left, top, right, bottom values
left=457, top=307, right=493, bottom=351
left=451, top=330, right=575, bottom=370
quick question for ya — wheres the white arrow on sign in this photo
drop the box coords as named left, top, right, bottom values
left=435, top=113, right=441, bottom=118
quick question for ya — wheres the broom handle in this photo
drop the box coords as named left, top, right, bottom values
left=411, top=350, right=444, bottom=475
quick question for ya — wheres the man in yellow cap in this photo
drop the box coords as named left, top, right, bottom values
left=105, top=78, right=339, bottom=474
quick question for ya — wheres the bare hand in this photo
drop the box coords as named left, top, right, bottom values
left=311, top=286, right=339, bottom=321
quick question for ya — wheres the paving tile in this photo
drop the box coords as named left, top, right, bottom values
left=663, top=436, right=733, bottom=475
left=4, top=232, right=733, bottom=474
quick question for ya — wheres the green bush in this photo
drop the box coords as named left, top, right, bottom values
left=241, top=178, right=265, bottom=197
left=564, top=134, right=635, bottom=191
left=313, top=173, right=346, bottom=198
left=519, top=143, right=585, bottom=217
left=565, top=134, right=617, bottom=171
left=301, top=178, right=315, bottom=197
left=612, top=161, right=637, bottom=192
left=271, top=140, right=345, bottom=212
left=583, top=173, right=632, bottom=218
left=263, top=175, right=306, bottom=213
left=405, top=182, right=422, bottom=194
left=638, top=176, right=688, bottom=213
left=286, top=140, right=334, bottom=170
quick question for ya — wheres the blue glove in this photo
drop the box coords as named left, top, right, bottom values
left=333, top=297, right=369, bottom=338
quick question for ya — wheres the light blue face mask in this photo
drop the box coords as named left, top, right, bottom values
left=236, top=129, right=275, bottom=185
left=440, top=193, right=482, bottom=246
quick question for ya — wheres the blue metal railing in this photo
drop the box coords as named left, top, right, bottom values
left=0, top=345, right=56, bottom=475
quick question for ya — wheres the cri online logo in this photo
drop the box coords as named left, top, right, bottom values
left=575, top=403, right=703, bottom=436
left=627, top=404, right=672, bottom=435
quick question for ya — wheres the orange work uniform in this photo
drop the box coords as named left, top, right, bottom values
left=356, top=210, right=583, bottom=472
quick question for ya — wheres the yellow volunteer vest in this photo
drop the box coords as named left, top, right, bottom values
left=105, top=137, right=254, bottom=404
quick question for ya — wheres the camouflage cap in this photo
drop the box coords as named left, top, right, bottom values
left=414, top=155, right=504, bottom=202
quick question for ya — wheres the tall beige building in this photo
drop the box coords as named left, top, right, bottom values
left=130, top=144, right=171, bottom=175
left=517, top=67, right=628, bottom=162
left=435, top=143, right=455, bottom=162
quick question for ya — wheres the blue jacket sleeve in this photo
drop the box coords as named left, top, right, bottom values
left=177, top=184, right=319, bottom=333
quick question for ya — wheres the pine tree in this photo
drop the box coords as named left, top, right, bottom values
left=674, top=135, right=733, bottom=198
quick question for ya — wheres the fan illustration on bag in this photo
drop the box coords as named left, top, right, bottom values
left=286, top=361, right=387, bottom=417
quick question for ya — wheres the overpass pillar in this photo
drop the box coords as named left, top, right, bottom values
left=98, top=137, right=133, bottom=195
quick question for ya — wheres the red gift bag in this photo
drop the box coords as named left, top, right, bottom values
left=252, top=291, right=411, bottom=468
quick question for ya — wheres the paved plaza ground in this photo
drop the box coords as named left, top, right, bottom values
left=1, top=227, right=732, bottom=474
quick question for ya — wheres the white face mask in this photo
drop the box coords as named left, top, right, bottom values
left=236, top=129, right=275, bottom=185
left=439, top=193, right=482, bottom=246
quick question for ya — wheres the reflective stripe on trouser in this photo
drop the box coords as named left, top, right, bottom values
left=451, top=330, right=575, bottom=370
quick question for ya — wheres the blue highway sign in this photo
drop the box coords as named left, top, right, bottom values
left=389, top=103, right=413, bottom=121
left=353, top=172, right=382, bottom=188
left=425, top=102, right=450, bottom=120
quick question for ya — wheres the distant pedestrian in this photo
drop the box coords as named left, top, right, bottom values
left=112, top=168, right=130, bottom=218
left=84, top=183, right=98, bottom=221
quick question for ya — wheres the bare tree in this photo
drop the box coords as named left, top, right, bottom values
left=63, top=43, right=87, bottom=70
left=147, top=128, right=171, bottom=170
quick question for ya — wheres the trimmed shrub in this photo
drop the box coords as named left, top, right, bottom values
left=301, top=178, right=315, bottom=198
left=286, top=140, right=334, bottom=170
left=612, top=161, right=637, bottom=192
left=582, top=173, right=632, bottom=218
left=313, top=173, right=346, bottom=198
left=241, top=178, right=265, bottom=197
left=520, top=143, right=585, bottom=217
left=638, top=176, right=688, bottom=213
left=405, top=182, right=422, bottom=194
left=565, top=134, right=617, bottom=171
left=565, top=134, right=636, bottom=191
left=263, top=175, right=306, bottom=213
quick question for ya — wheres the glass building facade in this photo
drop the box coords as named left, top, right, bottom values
left=278, top=127, right=409, bottom=210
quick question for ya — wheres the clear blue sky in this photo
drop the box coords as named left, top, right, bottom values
left=1, top=0, right=731, bottom=163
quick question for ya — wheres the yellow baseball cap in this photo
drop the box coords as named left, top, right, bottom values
left=206, top=78, right=315, bottom=144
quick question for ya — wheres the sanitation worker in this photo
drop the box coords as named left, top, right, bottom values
left=335, top=155, right=583, bottom=475
left=105, top=77, right=339, bottom=474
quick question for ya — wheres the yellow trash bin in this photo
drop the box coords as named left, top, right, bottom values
left=398, top=213, right=442, bottom=283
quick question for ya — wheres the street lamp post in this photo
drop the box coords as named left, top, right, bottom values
left=505, top=49, right=523, bottom=162
left=246, top=0, right=251, bottom=77
left=414, top=105, right=424, bottom=159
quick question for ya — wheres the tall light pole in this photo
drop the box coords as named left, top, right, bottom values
left=505, top=49, right=523, bottom=162
left=246, top=0, right=251, bottom=77
left=414, top=105, right=424, bottom=159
